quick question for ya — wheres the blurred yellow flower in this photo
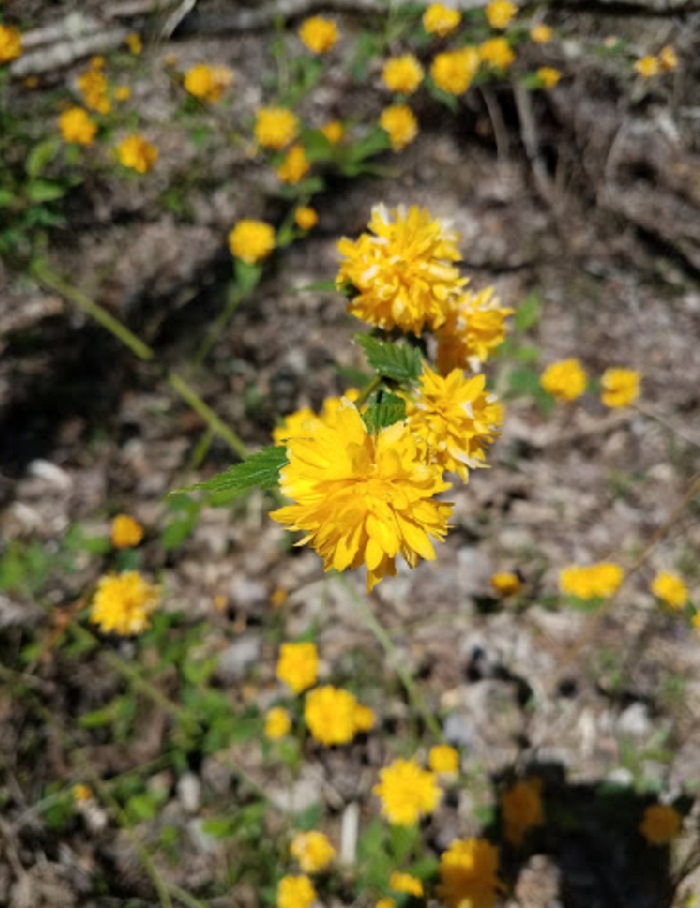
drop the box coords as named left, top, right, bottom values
left=373, top=759, right=441, bottom=825
left=77, top=69, right=111, bottom=114
left=0, top=25, right=22, bottom=63
left=437, top=838, right=505, bottom=908
left=651, top=570, right=687, bottom=609
left=501, top=779, right=544, bottom=845
left=91, top=571, right=160, bottom=635
left=291, top=831, right=336, bottom=873
left=640, top=804, right=682, bottom=844
left=114, top=85, right=131, bottom=102
left=430, top=46, right=479, bottom=95
left=380, top=104, right=418, bottom=151
left=635, top=55, right=658, bottom=77
left=352, top=703, right=376, bottom=733
left=376, top=900, right=396, bottom=908
left=117, top=135, right=158, bottom=173
left=490, top=571, right=521, bottom=596
left=530, top=24, right=552, bottom=43
left=479, top=37, right=515, bottom=70
left=559, top=562, right=624, bottom=600
left=111, top=514, right=144, bottom=549
left=423, top=4, right=461, bottom=37
left=305, top=686, right=357, bottom=746
left=255, top=107, right=299, bottom=149
left=486, top=0, right=518, bottom=30
left=276, top=642, right=319, bottom=694
left=600, top=368, right=640, bottom=408
left=184, top=63, right=233, bottom=102
left=382, top=55, right=424, bottom=94
left=59, top=107, right=97, bottom=146
left=126, top=32, right=142, bottom=55
left=277, top=874, right=316, bottom=908
left=277, top=144, right=310, bottom=184
left=72, top=784, right=93, bottom=803
left=540, top=358, right=587, bottom=402
left=320, top=119, right=344, bottom=144
left=428, top=745, right=459, bottom=774
left=229, top=219, right=276, bottom=264
left=390, top=872, right=424, bottom=897
left=274, top=406, right=317, bottom=446
left=537, top=66, right=561, bottom=88
left=658, top=45, right=678, bottom=72
left=299, top=16, right=338, bottom=54
left=295, top=207, right=318, bottom=230
left=264, top=707, right=292, bottom=740
left=436, top=286, right=513, bottom=371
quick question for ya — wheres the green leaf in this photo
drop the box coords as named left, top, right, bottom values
left=425, top=78, right=460, bottom=112
left=26, top=138, right=60, bottom=178
left=293, top=279, right=337, bottom=294
left=362, top=393, right=407, bottom=432
left=347, top=127, right=391, bottom=164
left=507, top=366, right=541, bottom=396
left=234, top=260, right=262, bottom=294
left=514, top=344, right=541, bottom=363
left=352, top=31, right=384, bottom=81
left=515, top=293, right=542, bottom=332
left=176, top=446, right=288, bottom=497
left=26, top=180, right=66, bottom=203
left=0, top=189, right=17, bottom=208
left=390, top=823, right=420, bottom=862
left=355, top=335, right=423, bottom=383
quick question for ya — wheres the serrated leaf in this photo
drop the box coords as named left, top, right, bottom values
left=355, top=335, right=423, bottom=383
left=177, top=446, right=288, bottom=497
left=362, top=394, right=406, bottom=432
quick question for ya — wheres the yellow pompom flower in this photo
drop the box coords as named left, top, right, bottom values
left=264, top=706, right=292, bottom=740
left=352, top=703, right=376, bottom=733
left=277, top=144, right=310, bottom=184
left=486, top=0, right=518, bottom=30
left=436, top=286, right=513, bottom=371
left=77, top=69, right=111, bottom=114
left=59, top=107, right=97, bottom=146
left=423, top=4, right=462, bottom=37
left=437, top=838, right=505, bottom=908
left=479, top=37, right=515, bottom=70
left=380, top=104, right=418, bottom=151
left=381, top=55, right=424, bottom=94
left=559, top=562, right=624, bottom=600
left=539, top=358, right=588, bottom=402
left=91, top=571, right=160, bottom=635
left=116, top=135, right=158, bottom=173
left=600, top=368, right=640, bottom=408
left=490, top=571, right=521, bottom=596
left=537, top=66, right=561, bottom=88
left=428, top=745, right=459, bottom=774
left=305, top=686, right=357, bottom=746
left=530, top=24, right=552, bottom=44
left=635, top=55, right=658, bottom=77
left=276, top=642, right=319, bottom=694
left=658, top=45, right=678, bottom=72
left=390, top=873, right=424, bottom=897
left=651, top=570, right=687, bottom=609
left=295, top=207, right=319, bottom=230
left=298, top=16, right=338, bottom=54
left=277, top=874, right=316, bottom=908
left=501, top=779, right=544, bottom=846
left=430, top=47, right=480, bottom=95
left=255, top=107, right=299, bottom=150
left=291, top=831, right=336, bottom=873
left=111, top=514, right=144, bottom=549
left=228, top=220, right=276, bottom=264
left=114, top=85, right=131, bottom=102
left=373, top=759, right=441, bottom=825
left=271, top=400, right=453, bottom=592
left=0, top=24, right=22, bottom=63
left=337, top=204, right=465, bottom=336
left=126, top=32, right=142, bottom=55
left=640, top=804, right=682, bottom=845
left=405, top=365, right=503, bottom=481
left=274, top=407, right=318, bottom=446
left=320, top=119, right=344, bottom=144
left=184, top=63, right=233, bottom=102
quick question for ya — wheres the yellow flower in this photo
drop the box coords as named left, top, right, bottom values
left=501, top=779, right=544, bottom=846
left=276, top=642, right=319, bottom=694
left=539, top=358, right=588, bottom=402
left=125, top=32, right=142, bottom=55
left=428, top=745, right=459, bottom=774
left=271, top=400, right=452, bottom=592
left=305, top=686, right=357, bottom=746
left=264, top=707, right=292, bottom=740
left=277, top=144, right=310, bottom=184
left=693, top=613, right=700, bottom=635
left=274, top=407, right=318, bottom=446
left=380, top=104, right=418, bottom=151
left=91, top=571, right=160, bottom=635
left=337, top=204, right=465, bottom=336
left=77, top=69, right=111, bottom=114
left=486, top=0, right=518, bottom=30
left=658, top=45, right=678, bottom=72
left=114, top=85, right=131, bottom=102
left=255, top=107, right=299, bottom=150
left=373, top=758, right=441, bottom=825
left=299, top=16, right=338, bottom=54
left=437, top=838, right=505, bottom=908
left=640, top=804, right=682, bottom=845
left=559, top=562, right=624, bottom=600
left=430, top=47, right=480, bottom=95
left=537, top=66, right=561, bottom=88
left=352, top=703, right=376, bottom=734
left=435, top=286, right=513, bottom=371
left=229, top=219, right=276, bottom=264
left=479, top=37, right=515, bottom=70
left=271, top=587, right=289, bottom=608
left=277, top=874, right=316, bottom=908
left=111, top=514, right=144, bottom=549
left=635, top=55, right=658, bottom=77
left=320, top=119, right=344, bottom=144
left=490, top=571, right=521, bottom=596
left=291, top=831, right=336, bottom=873
left=295, top=207, right=318, bottom=230
left=89, top=56, right=106, bottom=70
left=651, top=570, right=687, bottom=609
left=117, top=135, right=158, bottom=173
left=390, top=872, right=424, bottom=897
left=72, top=784, right=93, bottom=803
left=0, top=24, right=22, bottom=63
left=59, top=107, right=97, bottom=146
left=600, top=368, right=640, bottom=408
left=423, top=4, right=461, bottom=37
left=184, top=63, right=233, bottom=102
left=405, top=365, right=503, bottom=481
left=376, top=900, right=396, bottom=908
left=382, top=55, right=424, bottom=94
left=530, top=24, right=552, bottom=44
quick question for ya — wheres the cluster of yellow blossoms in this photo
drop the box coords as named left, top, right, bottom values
left=540, top=357, right=640, bottom=408
left=559, top=561, right=624, bottom=600
left=635, top=46, right=678, bottom=77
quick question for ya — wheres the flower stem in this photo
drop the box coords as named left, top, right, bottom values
left=355, top=374, right=382, bottom=407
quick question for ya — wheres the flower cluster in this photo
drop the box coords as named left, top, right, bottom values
left=116, top=134, right=159, bottom=173
left=91, top=571, right=160, bottom=635
left=559, top=562, right=624, bottom=600
left=184, top=64, right=233, bottom=103
left=540, top=359, right=640, bottom=408
left=437, top=838, right=505, bottom=908
left=373, top=758, right=442, bottom=825
left=0, top=24, right=22, bottom=63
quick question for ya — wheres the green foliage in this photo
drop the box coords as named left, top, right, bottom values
left=362, top=392, right=407, bottom=432
left=355, top=335, right=423, bottom=383
left=161, top=494, right=201, bottom=552
left=177, top=446, right=288, bottom=498
left=515, top=293, right=543, bottom=332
